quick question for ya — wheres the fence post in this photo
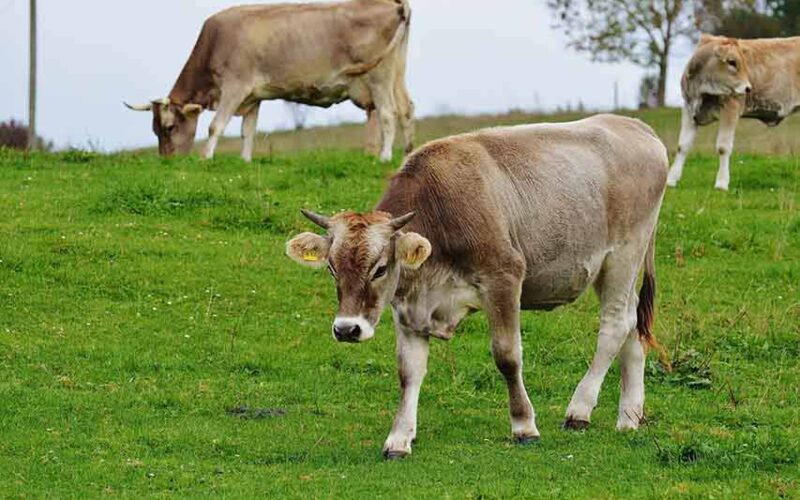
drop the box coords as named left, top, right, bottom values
left=28, top=0, right=37, bottom=151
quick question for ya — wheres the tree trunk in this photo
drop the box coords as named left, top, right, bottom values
left=656, top=55, right=668, bottom=108
left=28, top=0, right=37, bottom=151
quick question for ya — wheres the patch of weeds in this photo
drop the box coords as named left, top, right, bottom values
left=209, top=210, right=288, bottom=234
left=653, top=432, right=798, bottom=470
left=225, top=405, right=286, bottom=420
left=328, top=357, right=390, bottom=376
left=471, top=363, right=500, bottom=392
left=59, top=149, right=99, bottom=164
left=648, top=348, right=712, bottom=389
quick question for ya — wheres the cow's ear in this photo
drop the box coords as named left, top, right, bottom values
left=181, top=103, right=203, bottom=116
left=396, top=232, right=431, bottom=270
left=286, top=232, right=330, bottom=268
left=699, top=33, right=715, bottom=44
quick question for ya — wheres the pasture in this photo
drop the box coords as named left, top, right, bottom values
left=1, top=108, right=799, bottom=497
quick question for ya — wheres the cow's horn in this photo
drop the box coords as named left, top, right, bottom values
left=124, top=102, right=152, bottom=112
left=389, top=212, right=416, bottom=231
left=301, top=209, right=330, bottom=230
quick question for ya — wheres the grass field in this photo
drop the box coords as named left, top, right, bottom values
left=2, top=108, right=799, bottom=497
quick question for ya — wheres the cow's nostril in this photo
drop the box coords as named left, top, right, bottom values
left=333, top=323, right=361, bottom=341
left=333, top=325, right=346, bottom=340
left=746, top=86, right=752, bottom=93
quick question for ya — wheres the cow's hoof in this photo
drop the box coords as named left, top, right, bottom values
left=714, top=182, right=729, bottom=191
left=514, top=434, right=540, bottom=445
left=562, top=418, right=591, bottom=430
left=383, top=449, right=409, bottom=460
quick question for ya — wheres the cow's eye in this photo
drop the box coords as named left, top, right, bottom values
left=372, top=265, right=388, bottom=281
left=727, top=59, right=738, bottom=69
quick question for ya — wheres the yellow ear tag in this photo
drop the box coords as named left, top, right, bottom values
left=303, top=251, right=319, bottom=262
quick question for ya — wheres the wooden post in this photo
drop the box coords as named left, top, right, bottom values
left=27, top=0, right=37, bottom=151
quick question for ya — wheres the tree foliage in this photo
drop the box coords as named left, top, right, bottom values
left=548, top=0, right=696, bottom=106
left=700, top=0, right=800, bottom=37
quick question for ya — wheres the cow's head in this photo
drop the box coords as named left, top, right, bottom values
left=286, top=210, right=431, bottom=343
left=125, top=98, right=203, bottom=156
left=687, top=35, right=752, bottom=98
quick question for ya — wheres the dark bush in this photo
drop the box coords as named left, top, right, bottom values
left=0, top=119, right=52, bottom=151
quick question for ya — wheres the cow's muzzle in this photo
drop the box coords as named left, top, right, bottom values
left=332, top=316, right=375, bottom=343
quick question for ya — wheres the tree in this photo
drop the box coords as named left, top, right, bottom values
left=698, top=0, right=799, bottom=38
left=548, top=0, right=696, bottom=107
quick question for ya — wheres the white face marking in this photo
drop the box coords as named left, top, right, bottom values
left=332, top=316, right=375, bottom=343
left=734, top=81, right=752, bottom=95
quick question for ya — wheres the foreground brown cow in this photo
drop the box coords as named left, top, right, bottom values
left=126, top=0, right=414, bottom=162
left=668, top=34, right=800, bottom=190
left=286, top=114, right=669, bottom=458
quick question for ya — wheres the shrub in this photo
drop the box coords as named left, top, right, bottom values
left=0, top=119, right=52, bottom=151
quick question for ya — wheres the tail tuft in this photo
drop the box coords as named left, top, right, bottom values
left=637, top=245, right=672, bottom=371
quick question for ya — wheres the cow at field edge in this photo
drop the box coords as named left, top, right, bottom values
left=126, top=0, right=414, bottom=162
left=668, top=34, right=800, bottom=191
left=286, top=114, right=670, bottom=458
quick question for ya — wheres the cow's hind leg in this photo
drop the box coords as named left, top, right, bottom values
left=240, top=103, right=260, bottom=163
left=481, top=256, right=540, bottom=443
left=617, top=292, right=645, bottom=430
left=364, top=108, right=381, bottom=157
left=714, top=98, right=743, bottom=191
left=564, top=247, right=640, bottom=429
left=667, top=105, right=697, bottom=187
left=395, top=83, right=415, bottom=155
left=369, top=81, right=397, bottom=162
left=383, top=319, right=429, bottom=459
left=205, top=87, right=248, bottom=160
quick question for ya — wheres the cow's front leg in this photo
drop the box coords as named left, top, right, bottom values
left=482, top=267, right=539, bottom=443
left=383, top=322, right=429, bottom=459
left=714, top=97, right=742, bottom=191
left=667, top=104, right=697, bottom=187
left=205, top=87, right=248, bottom=160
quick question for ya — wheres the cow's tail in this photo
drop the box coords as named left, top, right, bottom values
left=346, top=1, right=410, bottom=76
left=396, top=0, right=411, bottom=26
left=637, top=229, right=671, bottom=371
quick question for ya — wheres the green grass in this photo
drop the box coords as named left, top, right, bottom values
left=2, top=119, right=800, bottom=498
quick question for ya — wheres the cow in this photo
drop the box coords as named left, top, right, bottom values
left=125, top=0, right=414, bottom=163
left=667, top=34, right=800, bottom=191
left=285, top=114, right=670, bottom=458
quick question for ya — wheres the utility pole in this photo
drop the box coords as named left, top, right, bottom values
left=28, top=0, right=37, bottom=151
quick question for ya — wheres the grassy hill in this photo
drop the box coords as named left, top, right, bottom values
left=1, top=109, right=799, bottom=496
left=204, top=107, right=800, bottom=158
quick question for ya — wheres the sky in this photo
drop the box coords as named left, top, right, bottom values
left=0, top=0, right=695, bottom=151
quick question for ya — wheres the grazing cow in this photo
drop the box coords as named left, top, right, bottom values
left=668, top=34, right=800, bottom=191
left=286, top=114, right=670, bottom=458
left=126, top=0, right=414, bottom=162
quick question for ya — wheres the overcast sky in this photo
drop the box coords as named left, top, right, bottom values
left=0, top=0, right=694, bottom=151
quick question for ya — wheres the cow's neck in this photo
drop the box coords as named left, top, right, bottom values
left=391, top=263, right=480, bottom=340
left=168, top=58, right=216, bottom=109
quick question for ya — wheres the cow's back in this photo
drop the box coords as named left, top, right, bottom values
left=201, top=1, right=407, bottom=83
left=378, top=115, right=667, bottom=302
